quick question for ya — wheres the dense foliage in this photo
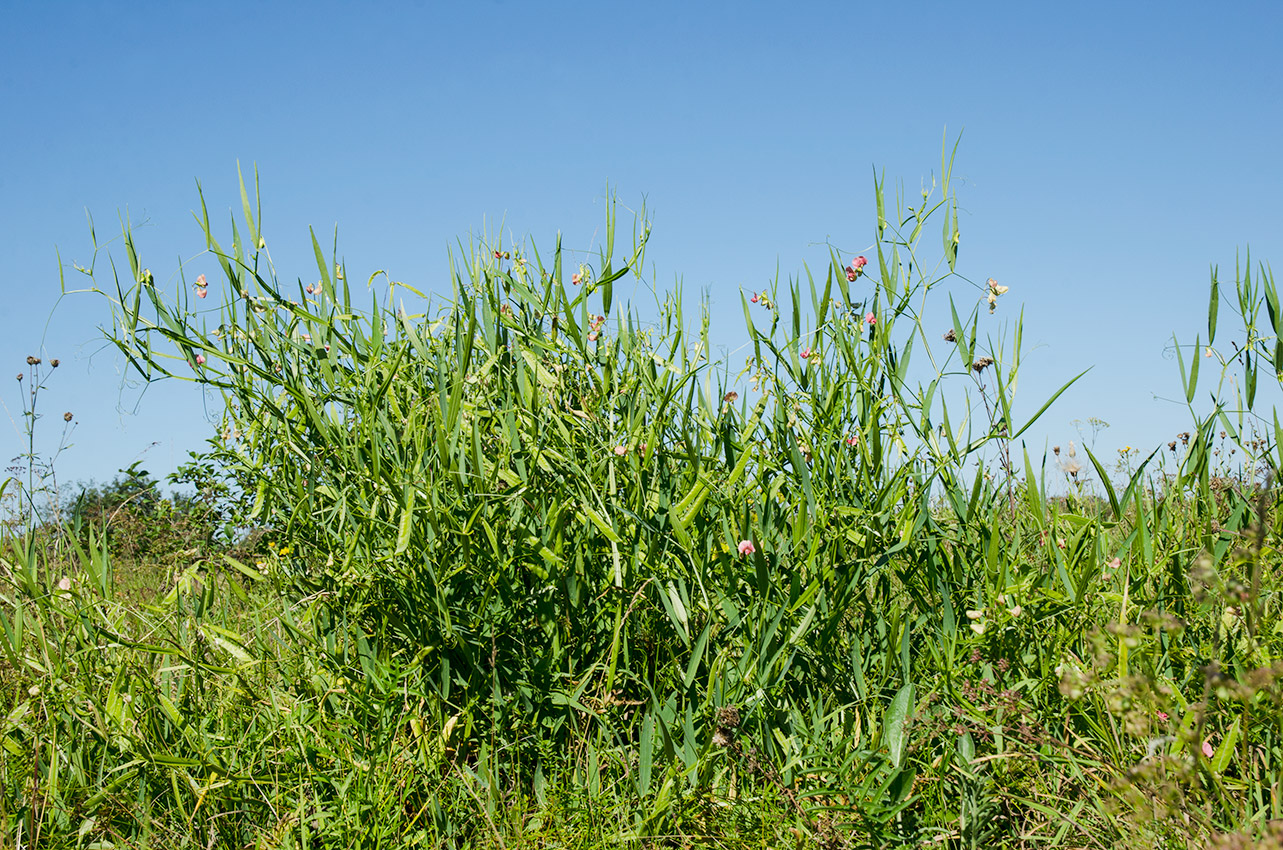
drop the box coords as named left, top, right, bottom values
left=2, top=152, right=1281, bottom=848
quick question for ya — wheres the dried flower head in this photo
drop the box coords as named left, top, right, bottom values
left=63, top=411, right=73, bottom=422
left=972, top=356, right=995, bottom=373
left=943, top=328, right=957, bottom=342
left=26, top=355, right=40, bottom=366
left=50, top=359, right=59, bottom=368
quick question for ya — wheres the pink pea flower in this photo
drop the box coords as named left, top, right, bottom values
left=737, top=540, right=756, bottom=556
left=845, top=436, right=858, bottom=446
left=865, top=312, right=876, bottom=325
left=1202, top=739, right=1215, bottom=758
left=194, top=354, right=206, bottom=366
left=571, top=272, right=583, bottom=286
left=750, top=293, right=759, bottom=303
left=194, top=274, right=208, bottom=299
left=1156, top=711, right=1169, bottom=722
left=613, top=445, right=628, bottom=456
left=845, top=255, right=868, bottom=281
left=799, top=347, right=812, bottom=359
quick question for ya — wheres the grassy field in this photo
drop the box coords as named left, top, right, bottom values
left=2, top=155, right=1281, bottom=848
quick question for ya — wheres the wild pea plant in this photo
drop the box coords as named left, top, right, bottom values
left=71, top=146, right=1075, bottom=836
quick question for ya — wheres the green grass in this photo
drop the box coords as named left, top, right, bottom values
left=3, top=145, right=1282, bottom=848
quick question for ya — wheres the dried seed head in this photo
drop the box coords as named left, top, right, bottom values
left=723, top=391, right=739, bottom=403
left=971, top=356, right=995, bottom=373
left=943, top=328, right=957, bottom=342
left=63, top=412, right=73, bottom=422
left=715, top=705, right=741, bottom=729
left=50, top=359, right=60, bottom=368
left=1168, top=441, right=1177, bottom=452
left=1053, top=445, right=1061, bottom=456
left=26, top=355, right=40, bottom=366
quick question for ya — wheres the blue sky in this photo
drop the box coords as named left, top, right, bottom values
left=3, top=0, right=1282, bottom=501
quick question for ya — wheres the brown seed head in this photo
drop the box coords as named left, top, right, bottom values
left=63, top=412, right=73, bottom=422
left=26, top=355, right=40, bottom=366
left=943, top=328, right=957, bottom=342
left=50, top=359, right=60, bottom=368
left=715, top=705, right=741, bottom=729
left=972, top=356, right=995, bottom=373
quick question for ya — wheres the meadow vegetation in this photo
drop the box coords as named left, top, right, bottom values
left=2, top=148, right=1282, bottom=848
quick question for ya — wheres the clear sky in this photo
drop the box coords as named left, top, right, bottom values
left=3, top=0, right=1282, bottom=501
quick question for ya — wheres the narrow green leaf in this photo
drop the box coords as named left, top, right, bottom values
left=1208, top=268, right=1219, bottom=344
left=885, top=683, right=914, bottom=769
left=395, top=483, right=415, bottom=555
left=1210, top=717, right=1240, bottom=774
left=1083, top=444, right=1121, bottom=520
left=683, top=622, right=711, bottom=690
left=1187, top=334, right=1201, bottom=404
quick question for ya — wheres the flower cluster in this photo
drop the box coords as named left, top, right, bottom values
left=986, top=278, right=1009, bottom=313
left=587, top=314, right=606, bottom=343
left=194, top=274, right=208, bottom=299
left=845, top=255, right=868, bottom=281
